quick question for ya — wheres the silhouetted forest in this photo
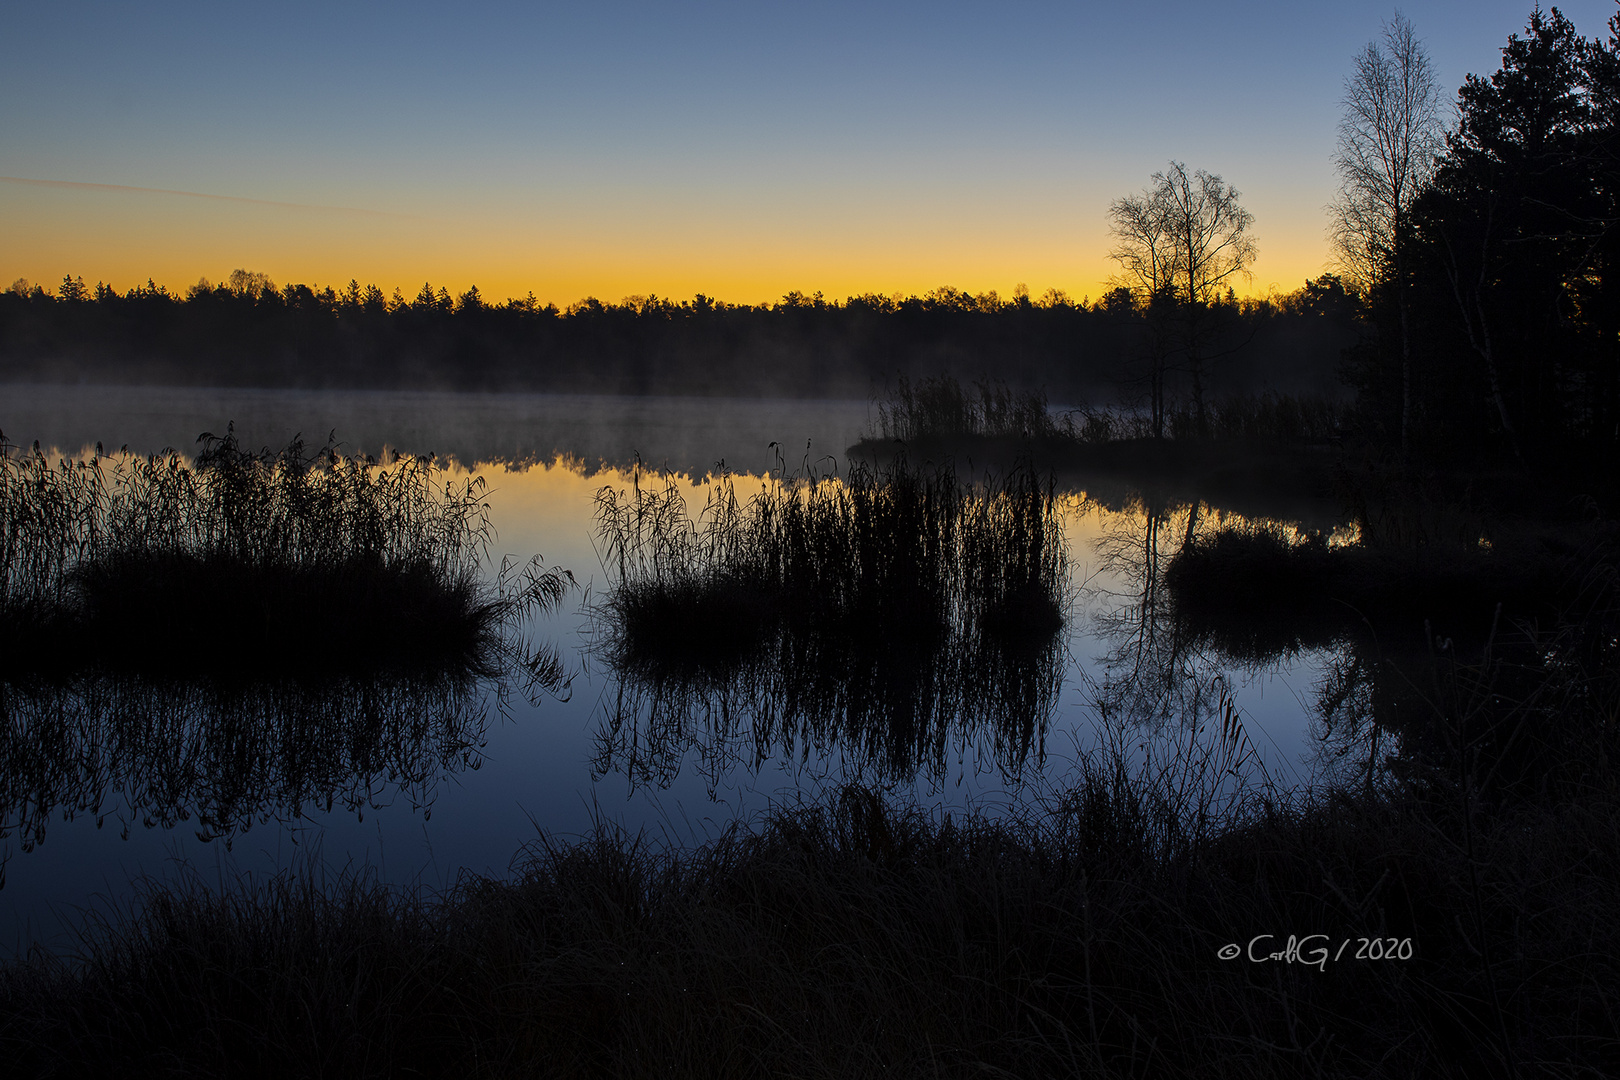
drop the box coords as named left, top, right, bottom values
left=0, top=273, right=1358, bottom=403
left=8, top=3, right=1620, bottom=474
left=1353, top=5, right=1620, bottom=464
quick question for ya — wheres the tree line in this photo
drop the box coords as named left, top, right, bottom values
left=1335, top=4, right=1620, bottom=464
left=1093, top=4, right=1620, bottom=466
left=8, top=6, right=1615, bottom=461
left=0, top=269, right=1355, bottom=402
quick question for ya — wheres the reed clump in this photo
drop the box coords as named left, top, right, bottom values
left=594, top=455, right=1068, bottom=675
left=1067, top=393, right=1351, bottom=445
left=588, top=456, right=1070, bottom=786
left=0, top=427, right=568, bottom=679
left=872, top=375, right=1071, bottom=443
left=1175, top=392, right=1349, bottom=443
left=1164, top=516, right=1585, bottom=664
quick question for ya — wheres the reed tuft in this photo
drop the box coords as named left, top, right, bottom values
left=0, top=426, right=573, bottom=679
left=588, top=456, right=1071, bottom=784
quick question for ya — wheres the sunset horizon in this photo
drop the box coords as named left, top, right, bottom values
left=6, top=4, right=1620, bottom=1072
left=10, top=1, right=1616, bottom=309
left=3, top=168, right=1324, bottom=309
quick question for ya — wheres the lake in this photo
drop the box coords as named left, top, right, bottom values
left=0, top=385, right=1341, bottom=953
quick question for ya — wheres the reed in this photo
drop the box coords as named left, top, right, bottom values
left=5, top=635, right=1614, bottom=1079
left=1175, top=392, right=1349, bottom=443
left=595, top=455, right=1067, bottom=664
left=871, top=375, right=1070, bottom=443
left=1066, top=393, right=1352, bottom=445
left=0, top=427, right=571, bottom=678
left=590, top=457, right=1070, bottom=784
left=1163, top=517, right=1585, bottom=667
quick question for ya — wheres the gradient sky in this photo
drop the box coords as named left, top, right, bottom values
left=4, top=1, right=1617, bottom=306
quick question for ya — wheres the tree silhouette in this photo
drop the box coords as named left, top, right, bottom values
left=1109, top=163, right=1257, bottom=436
left=1107, top=180, right=1180, bottom=438
left=1330, top=11, right=1442, bottom=457
left=1409, top=6, right=1592, bottom=462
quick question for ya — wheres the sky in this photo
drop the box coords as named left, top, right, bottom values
left=4, top=0, right=1618, bottom=307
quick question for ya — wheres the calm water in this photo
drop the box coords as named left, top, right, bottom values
left=1, top=385, right=1338, bottom=953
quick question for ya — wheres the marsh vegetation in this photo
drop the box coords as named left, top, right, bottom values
left=589, top=456, right=1069, bottom=788
left=2, top=623, right=1613, bottom=1078
left=0, top=427, right=573, bottom=680
left=7, top=6, right=1620, bottom=1070
left=0, top=413, right=1615, bottom=1075
left=0, top=426, right=576, bottom=865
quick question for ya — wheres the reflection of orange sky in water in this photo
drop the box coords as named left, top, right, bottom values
left=482, top=458, right=1123, bottom=596
left=22, top=445, right=1328, bottom=599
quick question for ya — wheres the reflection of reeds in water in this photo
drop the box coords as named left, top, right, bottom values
left=0, top=427, right=576, bottom=862
left=591, top=456, right=1069, bottom=788
left=0, top=672, right=488, bottom=868
left=0, top=427, right=573, bottom=677
left=0, top=577, right=570, bottom=864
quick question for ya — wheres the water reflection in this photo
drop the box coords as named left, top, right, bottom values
left=591, top=613, right=1067, bottom=794
left=0, top=628, right=568, bottom=878
left=1308, top=645, right=1395, bottom=792
left=1088, top=497, right=1232, bottom=733
left=1085, top=495, right=1406, bottom=792
left=589, top=461, right=1070, bottom=792
left=0, top=672, right=494, bottom=873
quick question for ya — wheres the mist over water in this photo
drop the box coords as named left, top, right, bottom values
left=2, top=385, right=874, bottom=475
left=0, top=387, right=1335, bottom=955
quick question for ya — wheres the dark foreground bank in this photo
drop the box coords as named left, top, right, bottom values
left=2, top=645, right=1614, bottom=1080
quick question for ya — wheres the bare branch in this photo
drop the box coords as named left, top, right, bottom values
left=1329, top=11, right=1443, bottom=292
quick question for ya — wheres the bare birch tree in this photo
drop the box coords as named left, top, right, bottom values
left=1330, top=11, right=1442, bottom=455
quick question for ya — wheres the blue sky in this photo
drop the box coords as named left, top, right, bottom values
left=4, top=1, right=1615, bottom=303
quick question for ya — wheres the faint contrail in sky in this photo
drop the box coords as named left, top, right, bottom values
left=0, top=175, right=413, bottom=218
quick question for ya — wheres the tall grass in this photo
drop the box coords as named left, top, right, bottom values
left=2, top=466, right=1612, bottom=1076
left=0, top=427, right=572, bottom=678
left=590, top=456, right=1070, bottom=785
left=594, top=454, right=1068, bottom=666
left=1163, top=517, right=1582, bottom=667
left=1174, top=392, right=1349, bottom=443
left=871, top=375, right=1071, bottom=442
left=1066, top=392, right=1352, bottom=445
left=5, top=628, right=1614, bottom=1078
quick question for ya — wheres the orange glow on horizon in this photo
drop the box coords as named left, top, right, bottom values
left=1, top=174, right=1335, bottom=309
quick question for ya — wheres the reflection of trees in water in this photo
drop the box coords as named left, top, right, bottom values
left=1086, top=494, right=1406, bottom=792
left=1307, top=643, right=1405, bottom=793
left=1087, top=497, right=1231, bottom=733
left=591, top=613, right=1066, bottom=795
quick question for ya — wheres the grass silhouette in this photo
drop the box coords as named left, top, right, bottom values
left=587, top=455, right=1071, bottom=786
left=593, top=453, right=1067, bottom=674
left=0, top=426, right=573, bottom=679
left=4, top=624, right=1615, bottom=1078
